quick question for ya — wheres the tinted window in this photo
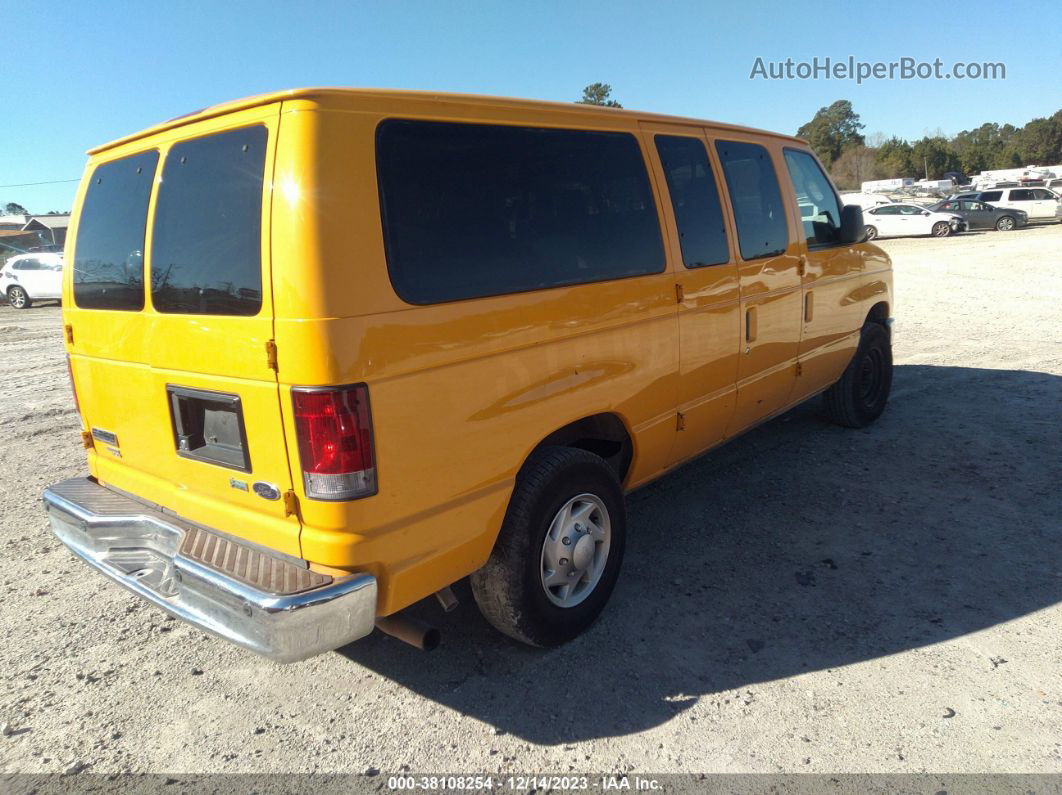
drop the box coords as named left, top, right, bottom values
left=1010, top=189, right=1033, bottom=201
left=939, top=201, right=958, bottom=210
left=714, top=141, right=788, bottom=260
left=1032, top=189, right=1055, bottom=199
left=377, top=120, right=664, bottom=304
left=654, top=135, right=728, bottom=268
left=73, top=150, right=158, bottom=310
left=14, top=258, right=38, bottom=270
left=898, top=205, right=925, bottom=215
left=151, top=126, right=266, bottom=315
left=872, top=205, right=900, bottom=215
left=783, top=149, right=842, bottom=246
left=980, top=191, right=1002, bottom=202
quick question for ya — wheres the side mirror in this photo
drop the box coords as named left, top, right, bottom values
left=838, top=204, right=866, bottom=244
left=922, top=210, right=931, bottom=216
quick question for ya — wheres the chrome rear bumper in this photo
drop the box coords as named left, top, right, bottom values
left=42, top=477, right=377, bottom=663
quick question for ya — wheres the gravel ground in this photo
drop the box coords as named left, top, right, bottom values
left=1, top=224, right=1060, bottom=776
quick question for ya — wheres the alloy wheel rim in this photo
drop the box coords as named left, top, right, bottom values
left=539, top=493, right=611, bottom=608
left=999, top=218, right=1013, bottom=230
left=10, top=289, right=24, bottom=308
left=933, top=223, right=950, bottom=237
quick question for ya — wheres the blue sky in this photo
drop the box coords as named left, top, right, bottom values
left=4, top=0, right=1059, bottom=213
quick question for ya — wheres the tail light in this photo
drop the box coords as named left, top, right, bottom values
left=291, top=385, right=377, bottom=500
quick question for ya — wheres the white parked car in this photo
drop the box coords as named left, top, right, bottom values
left=862, top=203, right=967, bottom=240
left=976, top=187, right=1061, bottom=220
left=0, top=253, right=64, bottom=309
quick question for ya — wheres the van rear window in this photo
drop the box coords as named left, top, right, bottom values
left=376, top=120, right=664, bottom=304
left=73, top=151, right=158, bottom=311
left=151, top=126, right=266, bottom=316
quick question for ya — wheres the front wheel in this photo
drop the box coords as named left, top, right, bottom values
left=471, top=446, right=626, bottom=647
left=7, top=286, right=30, bottom=309
left=932, top=221, right=952, bottom=237
left=824, top=322, right=893, bottom=428
left=995, top=216, right=1015, bottom=231
left=864, top=225, right=878, bottom=241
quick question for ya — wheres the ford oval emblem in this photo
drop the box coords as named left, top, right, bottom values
left=252, top=482, right=281, bottom=501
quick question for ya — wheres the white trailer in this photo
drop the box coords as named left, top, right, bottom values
left=915, top=179, right=955, bottom=191
left=861, top=178, right=915, bottom=193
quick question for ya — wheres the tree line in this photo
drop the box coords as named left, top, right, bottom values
left=576, top=86, right=1062, bottom=192
left=798, top=100, right=1062, bottom=190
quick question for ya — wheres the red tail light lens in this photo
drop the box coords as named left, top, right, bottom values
left=292, top=385, right=376, bottom=500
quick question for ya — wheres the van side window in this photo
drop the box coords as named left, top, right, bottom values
left=1010, top=189, right=1033, bottom=201
left=979, top=191, right=1002, bottom=202
left=151, top=126, right=267, bottom=316
left=783, top=149, right=843, bottom=247
left=73, top=150, right=158, bottom=311
left=714, top=141, right=789, bottom=260
left=654, top=135, right=728, bottom=268
left=376, top=120, right=665, bottom=304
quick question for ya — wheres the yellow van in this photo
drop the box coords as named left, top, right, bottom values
left=44, top=89, right=892, bottom=661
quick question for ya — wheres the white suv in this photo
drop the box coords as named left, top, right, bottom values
left=976, top=187, right=1061, bottom=221
left=0, top=253, right=64, bottom=309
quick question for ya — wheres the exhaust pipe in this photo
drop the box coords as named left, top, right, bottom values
left=375, top=614, right=440, bottom=651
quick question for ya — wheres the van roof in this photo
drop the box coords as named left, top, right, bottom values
left=88, top=87, right=806, bottom=155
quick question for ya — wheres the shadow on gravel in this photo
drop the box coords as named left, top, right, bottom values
left=338, top=364, right=1062, bottom=744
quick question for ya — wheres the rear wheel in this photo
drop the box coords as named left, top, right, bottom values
left=932, top=221, right=952, bottom=237
left=7, top=286, right=30, bottom=309
left=824, top=323, right=892, bottom=428
left=995, top=215, right=1015, bottom=231
left=471, top=446, right=625, bottom=646
left=864, top=225, right=878, bottom=241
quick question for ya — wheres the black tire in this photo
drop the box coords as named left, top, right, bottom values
left=995, top=215, right=1015, bottom=231
left=7, top=286, right=30, bottom=309
left=823, top=323, right=893, bottom=428
left=932, top=221, right=951, bottom=237
left=864, top=225, right=878, bottom=241
left=471, top=446, right=626, bottom=647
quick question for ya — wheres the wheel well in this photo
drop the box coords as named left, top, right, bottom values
left=864, top=300, right=890, bottom=343
left=866, top=301, right=889, bottom=328
left=529, top=413, right=633, bottom=484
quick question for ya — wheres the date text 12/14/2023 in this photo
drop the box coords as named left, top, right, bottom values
left=386, top=775, right=663, bottom=791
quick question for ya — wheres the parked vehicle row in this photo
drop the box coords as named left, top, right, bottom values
left=846, top=185, right=1060, bottom=240
left=948, top=187, right=1061, bottom=220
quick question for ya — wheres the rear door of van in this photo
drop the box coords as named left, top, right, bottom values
left=64, top=103, right=303, bottom=558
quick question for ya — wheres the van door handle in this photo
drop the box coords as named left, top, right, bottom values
left=745, top=307, right=757, bottom=345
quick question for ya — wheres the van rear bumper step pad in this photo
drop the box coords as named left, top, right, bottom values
left=42, top=477, right=377, bottom=663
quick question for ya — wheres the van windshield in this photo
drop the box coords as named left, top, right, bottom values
left=151, top=126, right=267, bottom=316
